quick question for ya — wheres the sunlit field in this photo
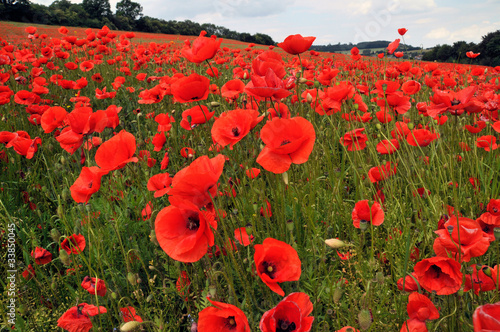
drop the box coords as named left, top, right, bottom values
left=1, top=21, right=499, bottom=332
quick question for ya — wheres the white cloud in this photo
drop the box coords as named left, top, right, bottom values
left=425, top=27, right=451, bottom=40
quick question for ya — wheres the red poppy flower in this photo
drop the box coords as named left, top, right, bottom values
left=25, top=26, right=37, bottom=34
left=198, top=298, right=250, bottom=332
left=41, top=106, right=68, bottom=133
left=245, top=69, right=291, bottom=101
left=171, top=73, right=210, bottom=103
left=340, top=128, right=368, bottom=151
left=70, top=166, right=106, bottom=203
left=252, top=50, right=286, bottom=79
left=398, top=28, right=408, bottom=36
left=476, top=135, right=498, bottom=151
left=466, top=51, right=480, bottom=59
left=473, top=302, right=500, bottom=331
left=397, top=273, right=420, bottom=292
left=465, top=265, right=499, bottom=295
left=31, top=247, right=52, bottom=265
left=254, top=238, right=301, bottom=296
left=278, top=34, right=316, bottom=55
left=433, top=216, right=491, bottom=262
left=168, top=154, right=225, bottom=208
left=402, top=80, right=421, bottom=95
left=407, top=129, right=439, bottom=147
left=14, top=90, right=41, bottom=105
left=81, top=276, right=106, bottom=296
left=376, top=139, right=400, bottom=154
left=60, top=234, right=86, bottom=255
left=234, top=227, right=254, bottom=246
left=147, top=173, right=172, bottom=198
left=387, top=39, right=400, bottom=54
left=337, top=327, right=360, bottom=332
left=11, top=136, right=42, bottom=159
left=487, top=199, right=500, bottom=216
left=211, top=108, right=263, bottom=149
left=22, top=264, right=35, bottom=280
left=176, top=271, right=191, bottom=300
left=407, top=292, right=439, bottom=322
left=257, top=117, right=315, bottom=174
left=57, top=303, right=106, bottom=332
left=182, top=31, right=222, bottom=64
left=413, top=257, right=462, bottom=295
left=58, top=26, right=69, bottom=35
left=399, top=318, right=427, bottom=332
left=260, top=292, right=314, bottom=332
left=180, top=105, right=215, bottom=130
left=120, top=306, right=143, bottom=323
left=246, top=168, right=261, bottom=179
left=427, top=86, right=477, bottom=118
left=221, top=79, right=245, bottom=100
left=155, top=200, right=216, bottom=262
left=95, top=130, right=138, bottom=171
left=368, top=161, right=397, bottom=183
left=352, top=200, right=384, bottom=229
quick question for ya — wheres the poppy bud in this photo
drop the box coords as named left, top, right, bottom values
left=150, top=230, right=159, bottom=246
left=407, top=123, right=414, bottom=130
left=298, top=77, right=308, bottom=84
left=482, top=266, right=492, bottom=277
left=210, top=102, right=220, bottom=107
left=286, top=219, right=294, bottom=232
left=358, top=309, right=372, bottom=330
left=50, top=228, right=61, bottom=242
left=146, top=294, right=154, bottom=302
left=305, top=93, right=313, bottom=103
left=208, top=285, right=216, bottom=297
left=325, top=238, right=346, bottom=249
left=120, top=321, right=142, bottom=331
left=314, top=80, right=320, bottom=88
left=494, top=227, right=500, bottom=241
left=127, top=272, right=137, bottom=285
left=282, top=171, right=289, bottom=184
left=333, top=286, right=344, bottom=303
left=359, top=220, right=369, bottom=231
left=111, top=292, right=118, bottom=299
left=59, top=249, right=71, bottom=266
left=375, top=123, right=382, bottom=130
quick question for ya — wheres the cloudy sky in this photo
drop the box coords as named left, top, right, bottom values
left=32, top=0, right=500, bottom=48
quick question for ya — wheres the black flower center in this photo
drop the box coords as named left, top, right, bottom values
left=187, top=216, right=200, bottom=231
left=225, top=316, right=236, bottom=329
left=451, top=99, right=460, bottom=106
left=277, top=320, right=296, bottom=332
left=260, top=261, right=276, bottom=279
left=430, top=265, right=442, bottom=278
left=280, top=140, right=291, bottom=146
left=232, top=127, right=240, bottom=137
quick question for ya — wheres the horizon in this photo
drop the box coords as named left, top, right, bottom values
left=30, top=0, right=500, bottom=49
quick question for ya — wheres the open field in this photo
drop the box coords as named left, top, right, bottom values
left=0, top=21, right=499, bottom=332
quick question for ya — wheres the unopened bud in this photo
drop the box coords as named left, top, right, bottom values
left=358, top=309, right=372, bottom=330
left=407, top=123, right=414, bottom=130
left=325, top=238, right=346, bottom=249
left=282, top=171, right=289, bottom=185
left=298, top=77, right=308, bottom=84
left=333, top=287, right=343, bottom=303
left=127, top=272, right=137, bottom=285
left=120, top=321, right=142, bottom=331
left=50, top=228, right=61, bottom=242
left=59, top=249, right=71, bottom=266
left=306, top=93, right=313, bottom=103
left=210, top=102, right=220, bottom=108
left=482, top=266, right=492, bottom=277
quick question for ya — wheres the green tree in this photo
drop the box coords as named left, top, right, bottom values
left=82, top=0, right=111, bottom=20
left=116, top=0, right=142, bottom=21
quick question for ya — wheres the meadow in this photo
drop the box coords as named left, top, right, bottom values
left=0, top=22, right=499, bottom=332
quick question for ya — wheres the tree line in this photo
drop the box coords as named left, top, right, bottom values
left=0, top=0, right=275, bottom=45
left=422, top=30, right=500, bottom=67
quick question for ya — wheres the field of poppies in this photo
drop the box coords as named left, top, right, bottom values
left=0, top=21, right=499, bottom=332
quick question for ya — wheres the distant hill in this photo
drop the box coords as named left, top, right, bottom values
left=311, top=40, right=421, bottom=53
